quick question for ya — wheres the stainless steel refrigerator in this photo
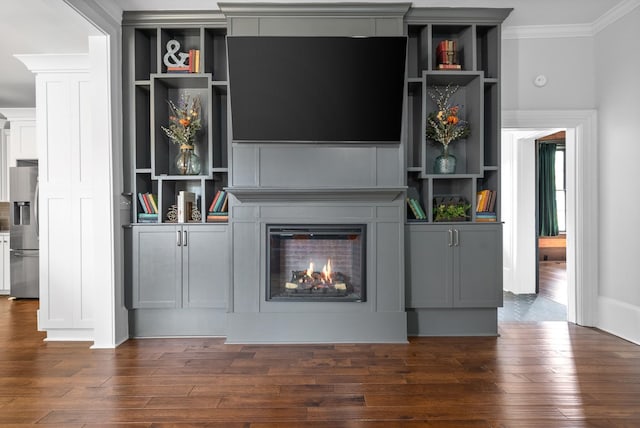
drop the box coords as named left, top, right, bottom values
left=9, top=166, right=39, bottom=298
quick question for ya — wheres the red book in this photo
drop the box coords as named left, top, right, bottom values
left=142, top=193, right=152, bottom=214
left=209, top=190, right=221, bottom=212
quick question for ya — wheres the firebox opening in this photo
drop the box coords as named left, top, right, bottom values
left=267, top=224, right=366, bottom=302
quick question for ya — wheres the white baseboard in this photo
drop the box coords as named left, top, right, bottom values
left=43, top=328, right=94, bottom=342
left=597, top=296, right=640, bottom=345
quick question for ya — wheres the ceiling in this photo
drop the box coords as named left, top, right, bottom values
left=0, top=0, right=628, bottom=113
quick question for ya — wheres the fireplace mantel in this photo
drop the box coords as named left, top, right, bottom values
left=226, top=186, right=406, bottom=203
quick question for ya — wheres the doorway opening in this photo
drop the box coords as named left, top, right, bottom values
left=500, top=127, right=572, bottom=323
left=536, top=131, right=567, bottom=315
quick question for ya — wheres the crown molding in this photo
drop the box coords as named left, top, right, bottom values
left=502, top=23, right=592, bottom=40
left=218, top=2, right=411, bottom=18
left=14, top=54, right=89, bottom=74
left=593, top=0, right=640, bottom=34
left=0, top=108, right=36, bottom=122
left=503, top=0, right=640, bottom=40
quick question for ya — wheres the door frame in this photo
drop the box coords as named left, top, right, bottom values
left=502, top=110, right=598, bottom=326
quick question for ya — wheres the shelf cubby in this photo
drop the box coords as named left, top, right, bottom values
left=432, top=177, right=474, bottom=222
left=423, top=72, right=483, bottom=176
left=211, top=85, right=228, bottom=170
left=406, top=79, right=423, bottom=171
left=476, top=25, right=500, bottom=78
left=159, top=27, right=201, bottom=74
left=483, top=81, right=499, bottom=167
left=431, top=25, right=474, bottom=71
left=134, top=85, right=151, bottom=169
left=407, top=25, right=430, bottom=78
left=151, top=74, right=213, bottom=178
left=134, top=28, right=158, bottom=81
left=204, top=28, right=228, bottom=80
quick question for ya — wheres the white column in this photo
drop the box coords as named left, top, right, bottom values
left=16, top=54, right=94, bottom=341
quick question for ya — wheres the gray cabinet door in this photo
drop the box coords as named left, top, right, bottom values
left=131, top=225, right=181, bottom=308
left=405, top=224, right=453, bottom=308
left=182, top=225, right=229, bottom=308
left=406, top=223, right=502, bottom=309
left=454, top=224, right=503, bottom=308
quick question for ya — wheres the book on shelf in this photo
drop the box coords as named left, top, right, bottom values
left=147, top=193, right=158, bottom=214
left=436, top=39, right=459, bottom=68
left=406, top=197, right=426, bottom=220
left=207, top=212, right=228, bottom=222
left=208, top=190, right=222, bottom=212
left=475, top=211, right=497, bottom=222
left=138, top=192, right=159, bottom=215
left=167, top=66, right=190, bottom=73
left=220, top=193, right=229, bottom=212
left=194, top=49, right=200, bottom=73
left=137, top=212, right=158, bottom=223
left=437, top=64, right=462, bottom=70
left=177, top=191, right=196, bottom=223
left=137, top=193, right=149, bottom=214
left=213, top=190, right=227, bottom=213
left=476, top=189, right=497, bottom=213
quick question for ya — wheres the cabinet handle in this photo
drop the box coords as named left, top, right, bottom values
left=448, top=229, right=453, bottom=247
left=176, top=230, right=182, bottom=247
left=454, top=229, right=460, bottom=247
left=183, top=230, right=188, bottom=246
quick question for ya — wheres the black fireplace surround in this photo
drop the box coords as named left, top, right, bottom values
left=267, top=224, right=366, bottom=302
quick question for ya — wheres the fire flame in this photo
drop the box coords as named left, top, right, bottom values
left=306, top=262, right=314, bottom=278
left=306, top=259, right=333, bottom=284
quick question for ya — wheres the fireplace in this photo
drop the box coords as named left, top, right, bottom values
left=267, top=224, right=366, bottom=302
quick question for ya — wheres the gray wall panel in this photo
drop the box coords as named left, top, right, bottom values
left=258, top=146, right=376, bottom=188
left=231, top=221, right=261, bottom=312
left=229, top=17, right=259, bottom=36
left=231, top=145, right=257, bottom=186
left=375, top=221, right=403, bottom=312
left=374, top=18, right=403, bottom=35
left=376, top=146, right=403, bottom=186
left=257, top=18, right=375, bottom=36
left=259, top=204, right=373, bottom=221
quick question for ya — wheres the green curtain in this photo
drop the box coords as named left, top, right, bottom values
left=538, top=143, right=559, bottom=236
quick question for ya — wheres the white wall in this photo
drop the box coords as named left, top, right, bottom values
left=501, top=131, right=537, bottom=295
left=502, top=37, right=596, bottom=110
left=594, top=7, right=640, bottom=343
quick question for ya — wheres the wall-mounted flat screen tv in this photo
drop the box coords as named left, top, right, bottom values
left=227, top=36, right=407, bottom=143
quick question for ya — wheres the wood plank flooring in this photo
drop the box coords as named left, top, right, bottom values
left=539, top=261, right=567, bottom=305
left=2, top=297, right=640, bottom=427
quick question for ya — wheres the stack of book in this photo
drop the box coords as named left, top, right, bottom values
left=406, top=197, right=427, bottom=220
left=207, top=190, right=228, bottom=222
left=436, top=39, right=461, bottom=70
left=137, top=192, right=158, bottom=223
left=476, top=189, right=497, bottom=222
left=167, top=49, right=201, bottom=73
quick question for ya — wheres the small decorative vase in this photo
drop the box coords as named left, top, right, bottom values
left=175, top=144, right=201, bottom=175
left=434, top=144, right=456, bottom=174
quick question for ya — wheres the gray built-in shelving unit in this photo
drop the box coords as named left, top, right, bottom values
left=122, top=12, right=230, bottom=336
left=404, top=8, right=511, bottom=336
left=121, top=6, right=511, bottom=338
left=124, top=13, right=229, bottom=223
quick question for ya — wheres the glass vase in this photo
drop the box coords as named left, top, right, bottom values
left=434, top=145, right=456, bottom=174
left=175, top=145, right=201, bottom=175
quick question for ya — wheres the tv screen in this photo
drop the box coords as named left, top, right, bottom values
left=227, top=36, right=407, bottom=143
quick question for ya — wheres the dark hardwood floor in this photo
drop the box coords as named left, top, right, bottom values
left=539, top=261, right=567, bottom=305
left=2, top=297, right=640, bottom=427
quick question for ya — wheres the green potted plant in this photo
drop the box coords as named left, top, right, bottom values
left=433, top=202, right=471, bottom=222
